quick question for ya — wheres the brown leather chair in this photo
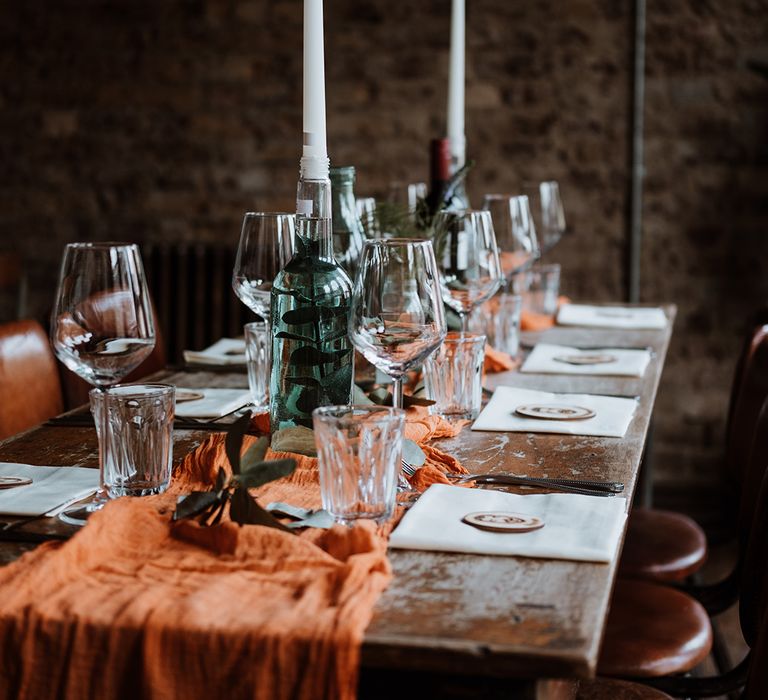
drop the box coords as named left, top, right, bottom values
left=0, top=320, right=63, bottom=440
left=576, top=678, right=673, bottom=699
left=619, top=322, right=768, bottom=583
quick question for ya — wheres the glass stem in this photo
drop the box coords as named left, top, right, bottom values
left=94, top=386, right=109, bottom=504
left=392, top=377, right=404, bottom=409
left=460, top=312, right=470, bottom=334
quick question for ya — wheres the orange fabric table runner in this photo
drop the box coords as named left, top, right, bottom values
left=0, top=409, right=465, bottom=700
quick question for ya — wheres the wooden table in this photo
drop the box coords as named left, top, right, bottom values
left=0, top=306, right=675, bottom=700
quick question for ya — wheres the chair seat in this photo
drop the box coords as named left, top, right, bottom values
left=577, top=678, right=673, bottom=700
left=619, top=507, right=707, bottom=582
left=598, top=579, right=712, bottom=678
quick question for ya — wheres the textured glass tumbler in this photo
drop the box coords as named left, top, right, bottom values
left=491, top=293, right=522, bottom=356
left=313, top=406, right=405, bottom=525
left=91, top=384, right=174, bottom=498
left=244, top=321, right=271, bottom=408
left=424, top=332, right=487, bottom=420
left=522, top=263, right=561, bottom=315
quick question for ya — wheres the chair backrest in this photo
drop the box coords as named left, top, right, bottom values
left=726, top=324, right=768, bottom=486
left=0, top=320, right=63, bottom=439
left=745, top=604, right=768, bottom=699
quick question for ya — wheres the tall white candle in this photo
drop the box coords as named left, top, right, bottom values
left=301, top=0, right=329, bottom=179
left=447, top=0, right=466, bottom=170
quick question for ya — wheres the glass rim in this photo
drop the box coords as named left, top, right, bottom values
left=362, top=237, right=432, bottom=246
left=442, top=331, right=487, bottom=344
left=243, top=211, right=295, bottom=219
left=434, top=208, right=493, bottom=218
left=89, top=383, right=175, bottom=398
left=483, top=193, right=530, bottom=203
left=312, top=404, right=406, bottom=422
left=244, top=320, right=269, bottom=330
left=65, top=242, right=139, bottom=251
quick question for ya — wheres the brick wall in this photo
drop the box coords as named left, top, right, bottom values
left=1, top=0, right=766, bottom=489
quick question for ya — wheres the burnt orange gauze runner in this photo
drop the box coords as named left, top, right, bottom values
left=0, top=408, right=465, bottom=700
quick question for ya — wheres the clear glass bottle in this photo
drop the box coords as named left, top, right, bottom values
left=269, top=165, right=354, bottom=432
left=330, top=166, right=367, bottom=280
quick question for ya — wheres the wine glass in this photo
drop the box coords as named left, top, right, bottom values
left=523, top=181, right=566, bottom=254
left=349, top=239, right=447, bottom=410
left=387, top=181, right=427, bottom=217
left=482, top=194, right=540, bottom=279
left=51, top=242, right=156, bottom=525
left=432, top=210, right=503, bottom=333
left=232, top=212, right=295, bottom=320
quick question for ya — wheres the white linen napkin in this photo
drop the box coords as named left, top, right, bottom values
left=183, top=338, right=246, bottom=366
left=521, top=343, right=652, bottom=377
left=557, top=304, right=667, bottom=330
left=0, top=463, right=98, bottom=517
left=389, top=484, right=627, bottom=563
left=174, top=388, right=252, bottom=419
left=472, top=386, right=637, bottom=438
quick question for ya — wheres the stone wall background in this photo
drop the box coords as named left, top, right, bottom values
left=0, top=0, right=766, bottom=493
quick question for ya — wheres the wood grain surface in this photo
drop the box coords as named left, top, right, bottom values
left=0, top=306, right=675, bottom=695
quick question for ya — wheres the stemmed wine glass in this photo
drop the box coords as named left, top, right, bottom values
left=432, top=210, right=503, bottom=333
left=349, top=239, right=447, bottom=410
left=482, top=194, right=540, bottom=279
left=523, top=181, right=566, bottom=254
left=232, top=212, right=295, bottom=320
left=51, top=242, right=156, bottom=525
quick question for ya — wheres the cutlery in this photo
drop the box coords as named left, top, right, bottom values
left=445, top=472, right=624, bottom=492
left=444, top=473, right=621, bottom=497
left=521, top=342, right=655, bottom=354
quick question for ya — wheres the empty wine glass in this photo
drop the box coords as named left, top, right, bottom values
left=51, top=242, right=156, bottom=524
left=349, top=239, right=447, bottom=410
left=387, top=181, right=427, bottom=217
left=482, top=194, right=540, bottom=279
left=523, top=181, right=566, bottom=254
left=232, top=212, right=295, bottom=320
left=432, top=209, right=503, bottom=332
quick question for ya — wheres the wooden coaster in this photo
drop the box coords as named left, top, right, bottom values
left=515, top=404, right=596, bottom=421
left=0, top=476, right=32, bottom=489
left=553, top=354, right=617, bottom=365
left=462, top=511, right=544, bottom=533
left=175, top=390, right=206, bottom=403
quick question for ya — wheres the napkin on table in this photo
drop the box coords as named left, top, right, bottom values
left=174, top=388, right=252, bottom=419
left=0, top=463, right=98, bottom=517
left=389, top=483, right=627, bottom=563
left=183, top=338, right=246, bottom=366
left=472, top=386, right=637, bottom=438
left=521, top=343, right=652, bottom=377
left=557, top=304, right=667, bottom=330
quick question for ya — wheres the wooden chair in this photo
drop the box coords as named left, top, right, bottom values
left=0, top=320, right=63, bottom=440
left=619, top=321, right=768, bottom=583
left=604, top=394, right=768, bottom=695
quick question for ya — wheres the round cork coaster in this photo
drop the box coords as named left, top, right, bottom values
left=515, top=404, right=596, bottom=421
left=553, top=354, right=617, bottom=365
left=175, top=390, right=206, bottom=403
left=462, top=511, right=545, bottom=533
left=0, top=476, right=32, bottom=489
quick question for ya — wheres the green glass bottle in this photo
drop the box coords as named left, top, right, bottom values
left=269, top=162, right=354, bottom=433
left=330, top=166, right=367, bottom=280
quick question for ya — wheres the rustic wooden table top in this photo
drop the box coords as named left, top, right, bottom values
left=0, top=305, right=676, bottom=694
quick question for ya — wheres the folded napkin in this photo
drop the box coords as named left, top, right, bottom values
left=183, top=338, right=246, bottom=366
left=521, top=343, right=652, bottom=377
left=472, top=386, right=637, bottom=438
left=557, top=304, right=667, bottom=330
left=389, top=483, right=627, bottom=563
left=0, top=463, right=98, bottom=516
left=174, top=388, right=252, bottom=419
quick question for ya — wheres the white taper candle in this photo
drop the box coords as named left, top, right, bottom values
left=447, top=0, right=466, bottom=170
left=301, top=0, right=329, bottom=179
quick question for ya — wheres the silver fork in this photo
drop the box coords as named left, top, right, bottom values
left=447, top=473, right=615, bottom=497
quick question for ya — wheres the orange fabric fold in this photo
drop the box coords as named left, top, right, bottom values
left=0, top=409, right=467, bottom=700
left=520, top=295, right=571, bottom=331
left=483, top=345, right=519, bottom=373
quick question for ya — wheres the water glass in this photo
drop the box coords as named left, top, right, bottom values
left=91, top=384, right=175, bottom=498
left=423, top=332, right=486, bottom=421
left=244, top=321, right=270, bottom=409
left=522, top=263, right=561, bottom=315
left=490, top=293, right=523, bottom=356
left=313, top=406, right=405, bottom=525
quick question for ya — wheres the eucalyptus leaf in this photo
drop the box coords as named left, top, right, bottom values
left=402, top=439, right=426, bottom=468
left=173, top=491, right=220, bottom=521
left=282, top=306, right=323, bottom=325
left=237, top=458, right=296, bottom=489
left=289, top=346, right=338, bottom=366
left=367, top=387, right=392, bottom=406
left=214, top=466, right=227, bottom=493
left=266, top=502, right=313, bottom=520
left=402, top=394, right=435, bottom=408
left=229, top=487, right=293, bottom=532
left=286, top=376, right=321, bottom=388
left=352, top=384, right=375, bottom=405
left=224, top=410, right=252, bottom=475
left=295, top=386, right=320, bottom=414
left=240, top=435, right=269, bottom=473
left=319, top=327, right=348, bottom=344
left=284, top=509, right=335, bottom=530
